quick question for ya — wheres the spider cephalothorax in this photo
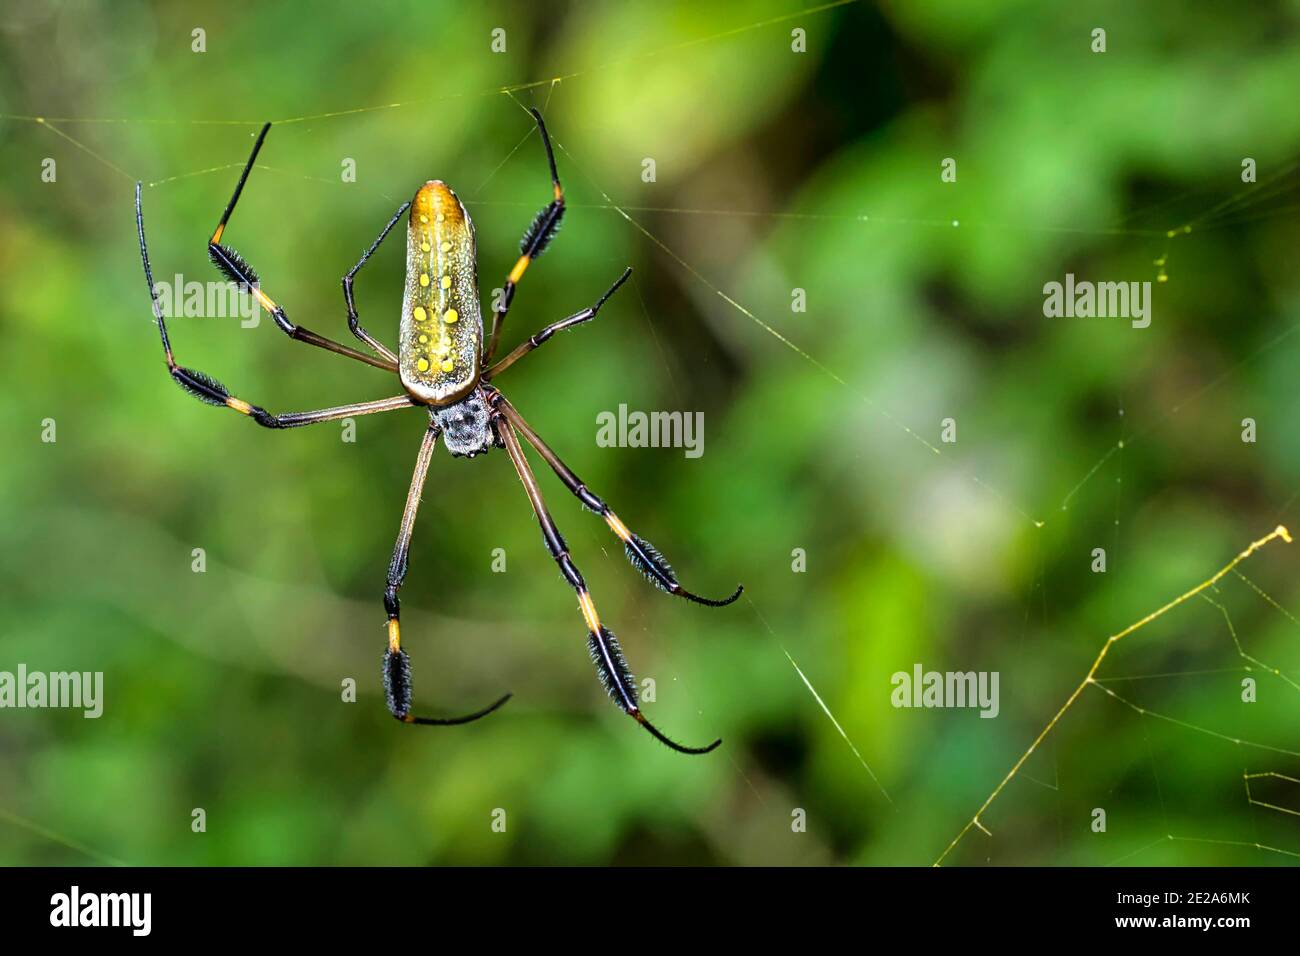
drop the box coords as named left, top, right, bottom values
left=432, top=390, right=497, bottom=458
left=135, top=109, right=741, bottom=754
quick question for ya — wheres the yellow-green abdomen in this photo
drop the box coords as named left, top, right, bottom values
left=398, top=181, right=482, bottom=405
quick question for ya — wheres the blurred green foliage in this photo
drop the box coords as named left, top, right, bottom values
left=1, top=0, right=1299, bottom=866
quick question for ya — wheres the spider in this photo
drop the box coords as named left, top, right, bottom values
left=134, top=109, right=742, bottom=754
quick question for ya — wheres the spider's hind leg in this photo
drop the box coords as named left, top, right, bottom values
left=136, top=184, right=414, bottom=428
left=483, top=107, right=567, bottom=365
left=204, top=122, right=398, bottom=373
left=343, top=201, right=411, bottom=364
left=485, top=267, right=631, bottom=379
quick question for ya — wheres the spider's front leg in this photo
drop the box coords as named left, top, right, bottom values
left=496, top=394, right=742, bottom=606
left=494, top=410, right=720, bottom=754
left=382, top=421, right=512, bottom=726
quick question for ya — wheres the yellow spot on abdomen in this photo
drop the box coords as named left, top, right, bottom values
left=440, top=358, right=454, bottom=372
left=417, top=358, right=430, bottom=372
left=440, top=275, right=451, bottom=289
left=421, top=240, right=431, bottom=253
left=443, top=308, right=458, bottom=324
left=440, top=241, right=451, bottom=253
left=419, top=273, right=430, bottom=288
left=413, top=306, right=427, bottom=322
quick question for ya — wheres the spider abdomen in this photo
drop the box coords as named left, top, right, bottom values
left=398, top=181, right=483, bottom=406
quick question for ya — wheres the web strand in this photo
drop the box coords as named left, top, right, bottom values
left=934, top=525, right=1293, bottom=866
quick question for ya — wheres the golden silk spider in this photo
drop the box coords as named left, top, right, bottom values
left=134, top=109, right=741, bottom=754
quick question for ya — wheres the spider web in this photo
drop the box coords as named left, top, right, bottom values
left=3, top=0, right=1299, bottom=867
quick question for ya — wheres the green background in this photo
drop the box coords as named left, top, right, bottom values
left=2, top=0, right=1298, bottom=866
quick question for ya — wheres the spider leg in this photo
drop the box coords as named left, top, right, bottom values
left=485, top=267, right=632, bottom=379
left=205, top=122, right=399, bottom=373
left=482, top=107, right=567, bottom=366
left=494, top=394, right=742, bottom=607
left=495, top=411, right=720, bottom=755
left=383, top=421, right=512, bottom=726
left=137, top=184, right=415, bottom=427
left=343, top=201, right=411, bottom=364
